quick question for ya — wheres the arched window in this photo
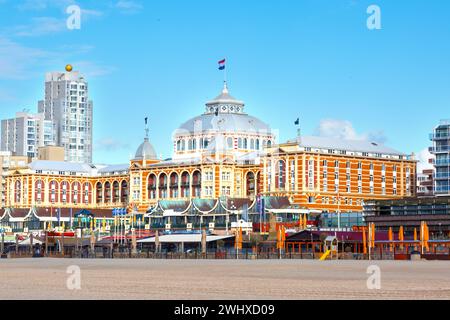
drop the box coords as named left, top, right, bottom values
left=192, top=139, right=197, bottom=150
left=176, top=140, right=181, bottom=151
left=181, top=140, right=186, bottom=151
left=267, top=140, right=272, bottom=148
left=250, top=139, right=255, bottom=150
left=227, top=137, right=233, bottom=149
left=238, top=138, right=243, bottom=148
left=243, top=138, right=248, bottom=149
left=188, top=139, right=193, bottom=151
left=256, top=139, right=260, bottom=150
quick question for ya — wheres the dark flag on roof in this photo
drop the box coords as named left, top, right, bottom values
left=145, top=117, right=148, bottom=125
left=295, top=118, right=300, bottom=125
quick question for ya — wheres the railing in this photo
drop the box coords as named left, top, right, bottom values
left=430, top=133, right=450, bottom=140
left=429, top=146, right=450, bottom=153
left=435, top=187, right=450, bottom=193
left=435, top=173, right=450, bottom=179
left=435, top=160, right=450, bottom=166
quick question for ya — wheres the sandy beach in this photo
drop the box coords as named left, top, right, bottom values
left=0, top=259, right=449, bottom=300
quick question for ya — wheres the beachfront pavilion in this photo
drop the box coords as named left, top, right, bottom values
left=0, top=207, right=116, bottom=232
left=137, top=233, right=235, bottom=253
left=285, top=230, right=450, bottom=257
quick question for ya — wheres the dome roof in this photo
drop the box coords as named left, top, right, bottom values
left=175, top=113, right=271, bottom=135
left=175, top=82, right=272, bottom=136
left=135, top=138, right=157, bottom=160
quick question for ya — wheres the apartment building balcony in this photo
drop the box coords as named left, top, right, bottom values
left=435, top=173, right=450, bottom=180
left=435, top=159, right=450, bottom=166
left=435, top=186, right=450, bottom=194
left=430, top=133, right=450, bottom=140
left=429, top=146, right=450, bottom=153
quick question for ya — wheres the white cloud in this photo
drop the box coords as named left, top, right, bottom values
left=12, top=17, right=67, bottom=37
left=114, top=0, right=143, bottom=14
left=0, top=37, right=51, bottom=79
left=0, top=36, right=112, bottom=80
left=416, top=147, right=434, bottom=173
left=96, top=137, right=130, bottom=152
left=314, top=118, right=387, bottom=143
left=16, top=0, right=75, bottom=11
left=72, top=61, right=116, bottom=77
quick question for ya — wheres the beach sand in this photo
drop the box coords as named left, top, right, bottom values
left=1, top=259, right=449, bottom=300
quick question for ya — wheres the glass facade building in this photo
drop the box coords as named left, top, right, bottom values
left=430, top=120, right=450, bottom=195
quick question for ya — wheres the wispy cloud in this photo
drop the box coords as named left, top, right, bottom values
left=114, top=0, right=143, bottom=14
left=12, top=17, right=66, bottom=37
left=96, top=137, right=131, bottom=152
left=314, top=118, right=387, bottom=143
left=0, top=37, right=52, bottom=79
left=16, top=0, right=75, bottom=11
left=72, top=60, right=117, bottom=77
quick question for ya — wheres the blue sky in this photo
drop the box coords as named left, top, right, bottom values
left=0, top=0, right=449, bottom=167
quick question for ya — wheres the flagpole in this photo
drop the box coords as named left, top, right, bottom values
left=224, top=57, right=227, bottom=84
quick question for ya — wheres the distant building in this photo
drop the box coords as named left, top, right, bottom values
left=38, top=145, right=65, bottom=161
left=2, top=82, right=418, bottom=233
left=38, top=70, right=93, bottom=164
left=1, top=111, right=54, bottom=158
left=417, top=169, right=434, bottom=196
left=364, top=196, right=450, bottom=236
left=430, top=120, right=450, bottom=196
left=0, top=151, right=31, bottom=208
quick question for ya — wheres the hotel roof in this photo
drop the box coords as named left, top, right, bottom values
left=97, top=164, right=129, bottom=173
left=29, top=160, right=94, bottom=173
left=287, top=136, right=406, bottom=156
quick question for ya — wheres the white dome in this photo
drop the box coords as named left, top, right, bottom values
left=135, top=138, right=157, bottom=160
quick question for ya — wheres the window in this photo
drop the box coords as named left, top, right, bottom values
left=227, top=137, right=233, bottom=149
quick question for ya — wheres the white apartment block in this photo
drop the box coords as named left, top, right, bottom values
left=38, top=71, right=93, bottom=164
left=1, top=112, right=54, bottom=158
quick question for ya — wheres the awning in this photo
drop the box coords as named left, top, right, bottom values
left=137, top=234, right=234, bottom=244
left=267, top=209, right=322, bottom=214
left=162, top=209, right=184, bottom=217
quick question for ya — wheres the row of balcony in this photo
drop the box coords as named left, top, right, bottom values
left=435, top=173, right=450, bottom=179
left=435, top=186, right=450, bottom=194
left=430, top=133, right=450, bottom=140
left=429, top=146, right=450, bottom=153
left=435, top=159, right=450, bottom=166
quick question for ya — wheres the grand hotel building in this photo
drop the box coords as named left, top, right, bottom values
left=1, top=82, right=417, bottom=230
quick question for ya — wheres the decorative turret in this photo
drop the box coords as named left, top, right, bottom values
left=204, top=81, right=245, bottom=115
left=134, top=117, right=157, bottom=161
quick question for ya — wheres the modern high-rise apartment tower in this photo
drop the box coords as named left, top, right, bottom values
left=38, top=70, right=93, bottom=163
left=430, top=119, right=450, bottom=195
left=1, top=111, right=54, bottom=158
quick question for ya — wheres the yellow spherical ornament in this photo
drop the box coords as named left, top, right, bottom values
left=65, top=64, right=73, bottom=72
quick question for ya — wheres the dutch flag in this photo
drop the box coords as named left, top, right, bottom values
left=218, top=59, right=226, bottom=70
